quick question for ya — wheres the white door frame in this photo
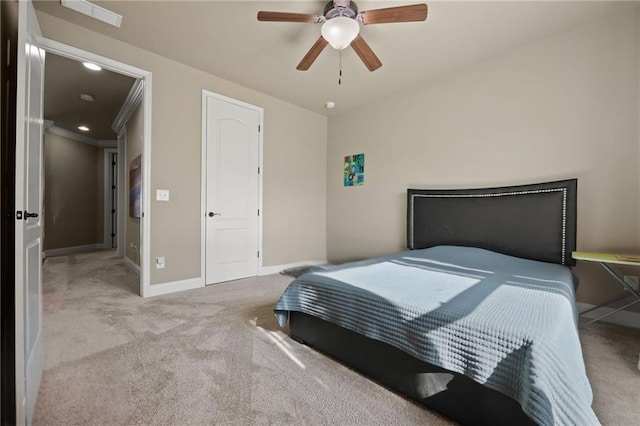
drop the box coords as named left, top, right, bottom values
left=35, top=36, right=153, bottom=297
left=201, top=90, right=264, bottom=283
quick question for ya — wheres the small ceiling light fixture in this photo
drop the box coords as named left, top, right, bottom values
left=80, top=93, right=95, bottom=102
left=61, top=0, right=123, bottom=28
left=325, top=101, right=336, bottom=109
left=77, top=125, right=90, bottom=132
left=321, top=16, right=360, bottom=50
left=82, top=62, right=102, bottom=71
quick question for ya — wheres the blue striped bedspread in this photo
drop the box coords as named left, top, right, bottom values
left=274, top=245, right=599, bottom=426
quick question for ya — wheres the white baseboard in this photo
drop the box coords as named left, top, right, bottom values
left=123, top=256, right=140, bottom=274
left=44, top=244, right=100, bottom=258
left=578, top=302, right=640, bottom=329
left=259, top=259, right=328, bottom=277
left=143, top=277, right=204, bottom=298
left=142, top=260, right=326, bottom=298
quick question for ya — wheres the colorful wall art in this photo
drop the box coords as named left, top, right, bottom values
left=129, top=154, right=142, bottom=218
left=344, top=153, right=365, bottom=186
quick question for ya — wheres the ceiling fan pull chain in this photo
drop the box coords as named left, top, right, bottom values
left=339, top=50, right=343, bottom=85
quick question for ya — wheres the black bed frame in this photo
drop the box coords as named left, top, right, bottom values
left=288, top=179, right=578, bottom=425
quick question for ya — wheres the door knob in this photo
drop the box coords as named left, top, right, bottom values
left=208, top=212, right=221, bottom=217
left=24, top=211, right=39, bottom=219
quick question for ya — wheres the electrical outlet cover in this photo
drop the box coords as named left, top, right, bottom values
left=156, top=256, right=166, bottom=269
left=156, top=189, right=170, bottom=201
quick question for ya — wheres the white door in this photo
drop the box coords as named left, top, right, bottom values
left=15, top=0, right=45, bottom=423
left=204, top=93, right=261, bottom=284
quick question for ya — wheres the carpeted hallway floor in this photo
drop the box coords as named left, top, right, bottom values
left=34, top=250, right=640, bottom=425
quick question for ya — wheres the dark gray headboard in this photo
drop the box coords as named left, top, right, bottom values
left=407, top=179, right=577, bottom=266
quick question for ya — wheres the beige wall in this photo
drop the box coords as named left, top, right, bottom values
left=95, top=146, right=104, bottom=245
left=37, top=12, right=327, bottom=285
left=327, top=11, right=640, bottom=308
left=262, top=105, right=327, bottom=265
left=126, top=104, right=142, bottom=266
left=43, top=132, right=102, bottom=250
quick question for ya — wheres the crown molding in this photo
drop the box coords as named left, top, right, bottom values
left=46, top=125, right=117, bottom=148
left=112, top=78, right=144, bottom=134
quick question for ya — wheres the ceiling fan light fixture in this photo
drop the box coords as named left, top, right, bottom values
left=321, top=17, right=359, bottom=50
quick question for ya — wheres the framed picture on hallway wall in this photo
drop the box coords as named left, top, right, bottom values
left=129, top=154, right=142, bottom=218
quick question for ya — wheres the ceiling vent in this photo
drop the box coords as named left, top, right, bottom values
left=60, top=0, right=123, bottom=28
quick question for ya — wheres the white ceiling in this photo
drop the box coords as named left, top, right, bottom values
left=34, top=1, right=634, bottom=116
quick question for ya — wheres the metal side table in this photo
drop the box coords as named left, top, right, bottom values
left=572, top=251, right=640, bottom=327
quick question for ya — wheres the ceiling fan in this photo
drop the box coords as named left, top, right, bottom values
left=257, top=1, right=428, bottom=72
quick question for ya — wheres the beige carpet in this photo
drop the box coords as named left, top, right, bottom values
left=34, top=250, right=640, bottom=425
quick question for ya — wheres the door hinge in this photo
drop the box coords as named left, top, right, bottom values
left=257, top=209, right=260, bottom=216
left=257, top=251, right=260, bottom=258
left=257, top=167, right=260, bottom=174
left=258, top=125, right=261, bottom=132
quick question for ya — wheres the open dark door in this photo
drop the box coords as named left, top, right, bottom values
left=1, top=1, right=19, bottom=424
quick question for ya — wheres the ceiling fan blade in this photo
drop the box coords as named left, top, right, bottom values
left=360, top=4, right=428, bottom=25
left=257, top=11, right=316, bottom=23
left=350, top=35, right=382, bottom=71
left=297, top=37, right=329, bottom=71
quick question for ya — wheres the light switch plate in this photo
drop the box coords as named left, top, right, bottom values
left=156, top=189, right=170, bottom=201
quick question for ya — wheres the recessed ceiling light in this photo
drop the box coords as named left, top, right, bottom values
left=80, top=93, right=95, bottom=102
left=78, top=125, right=90, bottom=132
left=83, top=62, right=102, bottom=71
left=325, top=101, right=336, bottom=109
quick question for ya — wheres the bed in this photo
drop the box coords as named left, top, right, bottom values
left=274, top=179, right=599, bottom=425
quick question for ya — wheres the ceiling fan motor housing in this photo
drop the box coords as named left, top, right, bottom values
left=324, top=1, right=358, bottom=20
